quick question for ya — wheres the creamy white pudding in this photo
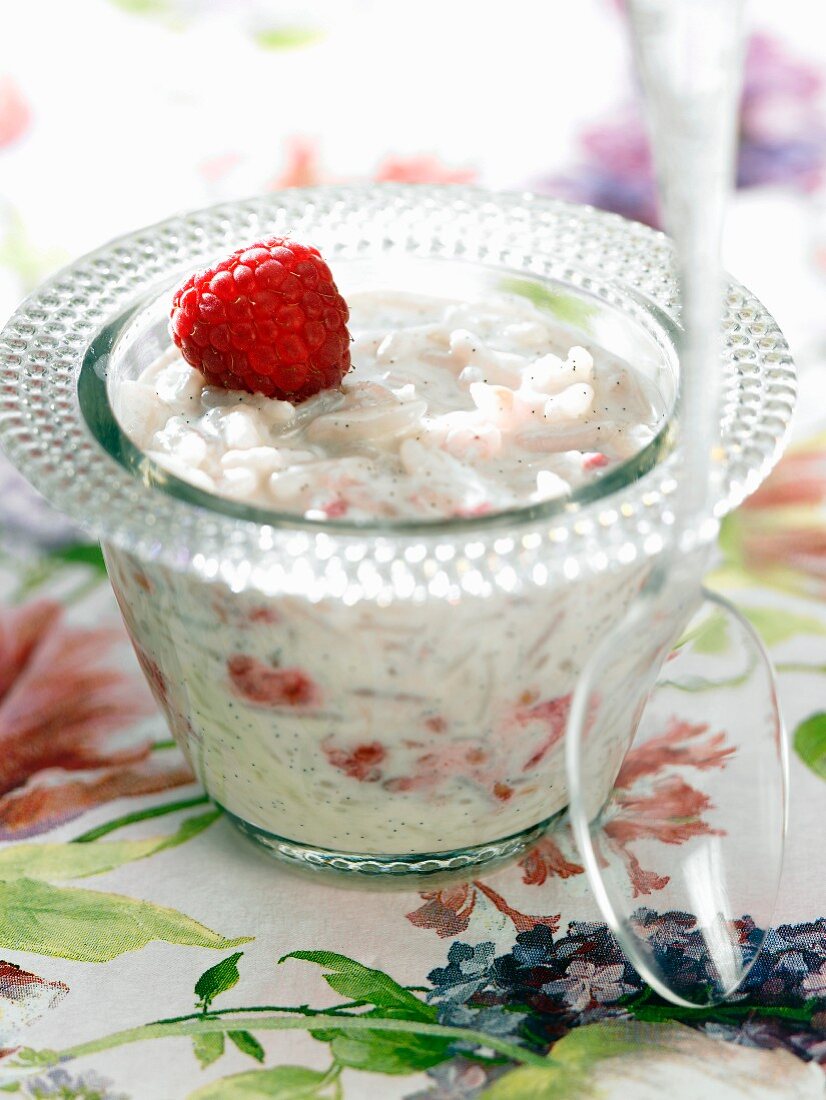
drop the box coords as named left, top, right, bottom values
left=118, top=290, right=664, bottom=520
left=104, top=286, right=676, bottom=858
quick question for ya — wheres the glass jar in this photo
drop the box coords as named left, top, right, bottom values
left=0, top=185, right=795, bottom=875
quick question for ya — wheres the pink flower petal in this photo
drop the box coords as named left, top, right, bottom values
left=0, top=601, right=156, bottom=796
left=0, top=77, right=31, bottom=150
left=0, top=960, right=68, bottom=1050
left=0, top=756, right=195, bottom=840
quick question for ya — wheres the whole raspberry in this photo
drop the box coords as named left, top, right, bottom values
left=169, top=237, right=351, bottom=402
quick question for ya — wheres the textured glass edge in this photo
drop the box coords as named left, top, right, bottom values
left=223, top=805, right=566, bottom=876
left=78, top=259, right=677, bottom=536
left=0, top=185, right=797, bottom=596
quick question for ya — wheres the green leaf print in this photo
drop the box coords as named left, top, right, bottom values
left=676, top=611, right=731, bottom=655
left=228, top=1031, right=266, bottom=1063
left=253, top=26, right=324, bottom=50
left=193, top=1031, right=225, bottom=1069
left=0, top=209, right=67, bottom=292
left=318, top=1019, right=451, bottom=1074
left=13, top=540, right=109, bottom=603
left=481, top=1020, right=663, bottom=1098
left=107, top=0, right=169, bottom=15
left=188, top=1065, right=331, bottom=1099
left=0, top=879, right=251, bottom=961
left=0, top=811, right=220, bottom=880
left=3, top=1048, right=59, bottom=1070
left=47, top=542, right=108, bottom=573
left=740, top=606, right=826, bottom=647
left=280, top=953, right=450, bottom=1074
left=280, top=951, right=434, bottom=1020
left=480, top=1058, right=588, bottom=1098
left=499, top=278, right=596, bottom=329
left=794, top=713, right=826, bottom=780
left=195, top=953, right=245, bottom=1010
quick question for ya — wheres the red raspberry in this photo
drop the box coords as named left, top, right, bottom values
left=169, top=237, right=351, bottom=403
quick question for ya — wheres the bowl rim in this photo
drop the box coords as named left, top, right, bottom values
left=79, top=254, right=678, bottom=536
left=0, top=184, right=797, bottom=593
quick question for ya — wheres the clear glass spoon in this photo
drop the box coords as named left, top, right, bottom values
left=565, top=0, right=789, bottom=1007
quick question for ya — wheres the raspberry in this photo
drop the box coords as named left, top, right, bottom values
left=227, top=655, right=321, bottom=708
left=170, top=237, right=351, bottom=403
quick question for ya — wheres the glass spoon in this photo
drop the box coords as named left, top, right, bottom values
left=565, top=0, right=789, bottom=1007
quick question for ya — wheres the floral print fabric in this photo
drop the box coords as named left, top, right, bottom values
left=1, top=3, right=826, bottom=1096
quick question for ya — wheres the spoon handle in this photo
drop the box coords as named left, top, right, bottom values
left=627, top=0, right=745, bottom=522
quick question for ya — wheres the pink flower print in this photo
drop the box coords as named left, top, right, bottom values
left=408, top=883, right=478, bottom=938
left=407, top=1061, right=488, bottom=1100
left=473, top=882, right=560, bottom=935
left=374, top=154, right=476, bottom=185
left=407, top=881, right=559, bottom=939
left=538, top=106, right=659, bottom=228
left=613, top=718, right=735, bottom=789
left=0, top=961, right=67, bottom=1053
left=597, top=717, right=734, bottom=896
left=541, top=960, right=637, bottom=1013
left=274, top=136, right=325, bottom=189
left=738, top=33, right=826, bottom=192
left=605, top=776, right=723, bottom=897
left=725, top=439, right=826, bottom=597
left=519, top=835, right=584, bottom=886
left=0, top=599, right=192, bottom=838
left=322, top=739, right=386, bottom=782
left=227, top=655, right=321, bottom=708
left=0, top=77, right=31, bottom=150
left=802, top=962, right=826, bottom=999
left=408, top=714, right=734, bottom=939
left=271, top=138, right=478, bottom=192
left=538, top=32, right=826, bottom=224
left=0, top=756, right=195, bottom=841
left=743, top=446, right=826, bottom=511
left=199, top=151, right=243, bottom=184
left=746, top=529, right=826, bottom=589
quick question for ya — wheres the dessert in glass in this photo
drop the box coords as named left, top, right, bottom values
left=0, top=185, right=795, bottom=875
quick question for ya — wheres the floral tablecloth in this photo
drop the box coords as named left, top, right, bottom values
left=2, top=2, right=826, bottom=1097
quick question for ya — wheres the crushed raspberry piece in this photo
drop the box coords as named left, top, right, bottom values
left=131, top=569, right=154, bottom=594
left=455, top=502, right=495, bottom=518
left=247, top=606, right=280, bottom=625
left=383, top=775, right=416, bottom=793
left=170, top=237, right=351, bottom=403
left=582, top=452, right=610, bottom=471
left=323, top=497, right=349, bottom=519
left=517, top=694, right=572, bottom=771
left=424, top=715, right=448, bottom=734
left=493, top=782, right=515, bottom=802
left=227, top=655, right=320, bottom=707
left=132, top=644, right=169, bottom=708
left=323, top=740, right=386, bottom=782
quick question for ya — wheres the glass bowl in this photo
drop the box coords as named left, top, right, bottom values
left=0, top=185, right=795, bottom=877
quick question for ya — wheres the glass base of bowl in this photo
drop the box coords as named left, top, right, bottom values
left=221, top=805, right=566, bottom=878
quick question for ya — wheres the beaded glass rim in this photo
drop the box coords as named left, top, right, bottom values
left=0, top=185, right=796, bottom=596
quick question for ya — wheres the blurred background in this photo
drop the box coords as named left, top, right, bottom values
left=1, top=0, right=825, bottom=417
